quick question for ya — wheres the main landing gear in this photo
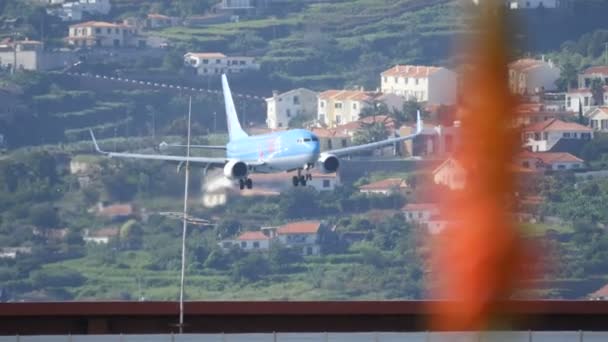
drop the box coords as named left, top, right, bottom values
left=292, top=169, right=312, bottom=187
left=239, top=178, right=253, bottom=190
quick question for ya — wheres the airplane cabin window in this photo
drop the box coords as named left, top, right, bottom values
left=304, top=138, right=311, bottom=142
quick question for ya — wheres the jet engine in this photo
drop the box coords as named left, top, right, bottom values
left=223, top=160, right=248, bottom=179
left=318, top=154, right=340, bottom=173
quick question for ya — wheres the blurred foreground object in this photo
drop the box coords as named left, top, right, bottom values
left=429, top=1, right=532, bottom=330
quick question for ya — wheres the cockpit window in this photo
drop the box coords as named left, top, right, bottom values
left=312, top=137, right=319, bottom=142
left=304, top=138, right=312, bottom=142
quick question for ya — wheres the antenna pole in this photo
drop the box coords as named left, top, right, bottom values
left=179, top=97, right=192, bottom=333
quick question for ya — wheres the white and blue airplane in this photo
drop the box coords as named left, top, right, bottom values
left=90, top=74, right=423, bottom=190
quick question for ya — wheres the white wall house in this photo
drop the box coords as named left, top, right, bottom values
left=359, top=178, right=409, bottom=195
left=578, top=66, right=608, bottom=88
left=433, top=157, right=467, bottom=190
left=276, top=221, right=321, bottom=256
left=522, top=119, right=593, bottom=152
left=221, top=231, right=271, bottom=251
left=472, top=0, right=559, bottom=8
left=401, top=203, right=440, bottom=224
left=380, top=65, right=457, bottom=105
left=265, top=88, right=318, bottom=129
left=68, top=21, right=144, bottom=48
left=516, top=151, right=584, bottom=171
left=565, top=87, right=608, bottom=113
left=49, top=0, right=111, bottom=22
left=184, top=52, right=259, bottom=76
left=586, top=107, right=608, bottom=132
left=508, top=58, right=560, bottom=95
left=317, top=90, right=373, bottom=128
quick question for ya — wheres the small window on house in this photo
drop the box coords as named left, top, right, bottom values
left=563, top=132, right=571, bottom=138
left=543, top=132, right=548, bottom=140
left=566, top=97, right=571, bottom=108
left=341, top=139, right=347, bottom=147
left=558, top=164, right=566, bottom=170
left=320, top=101, right=325, bottom=108
left=216, top=59, right=221, bottom=64
left=203, top=59, right=209, bottom=64
left=240, top=241, right=246, bottom=248
left=415, top=78, right=419, bottom=85
left=323, top=180, right=330, bottom=188
left=95, top=28, right=101, bottom=34
left=107, top=28, right=111, bottom=34
left=115, top=28, right=119, bottom=34
left=293, top=96, right=300, bottom=105
left=253, top=242, right=260, bottom=248
left=240, top=60, right=246, bottom=65
left=353, top=103, right=357, bottom=110
left=585, top=97, right=590, bottom=106
left=286, top=109, right=291, bottom=117
left=335, top=115, right=342, bottom=124
left=335, top=102, right=343, bottom=109
left=383, top=76, right=387, bottom=83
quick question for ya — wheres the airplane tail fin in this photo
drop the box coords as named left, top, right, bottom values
left=222, top=74, right=248, bottom=142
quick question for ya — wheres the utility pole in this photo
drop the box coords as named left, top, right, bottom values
left=605, top=42, right=608, bottom=65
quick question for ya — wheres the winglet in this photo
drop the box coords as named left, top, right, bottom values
left=416, top=110, right=423, bottom=134
left=88, top=129, right=105, bottom=154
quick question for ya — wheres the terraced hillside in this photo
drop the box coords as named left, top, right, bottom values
left=153, top=0, right=461, bottom=89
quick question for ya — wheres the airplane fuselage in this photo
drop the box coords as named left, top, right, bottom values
left=227, top=129, right=320, bottom=173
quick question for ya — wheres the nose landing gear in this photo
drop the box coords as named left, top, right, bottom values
left=292, top=169, right=312, bottom=187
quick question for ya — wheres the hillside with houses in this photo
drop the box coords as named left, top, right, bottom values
left=1, top=0, right=608, bottom=301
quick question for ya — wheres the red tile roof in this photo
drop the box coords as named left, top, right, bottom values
left=522, top=118, right=593, bottom=133
left=509, top=58, right=548, bottom=72
left=98, top=204, right=134, bottom=218
left=582, top=66, right=608, bottom=75
left=402, top=203, right=439, bottom=212
left=359, top=178, right=407, bottom=191
left=311, top=127, right=350, bottom=138
left=382, top=65, right=443, bottom=78
left=318, top=90, right=375, bottom=101
left=236, top=231, right=269, bottom=241
left=88, top=227, right=119, bottom=238
left=567, top=86, right=608, bottom=94
left=518, top=151, right=584, bottom=164
left=590, top=283, right=608, bottom=298
left=70, top=21, right=127, bottom=28
left=278, top=221, right=321, bottom=235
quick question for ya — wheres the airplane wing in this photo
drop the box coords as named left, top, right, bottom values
left=159, top=141, right=227, bottom=151
left=324, top=111, right=424, bottom=157
left=89, top=130, right=228, bottom=165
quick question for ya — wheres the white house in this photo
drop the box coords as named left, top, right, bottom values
left=587, top=107, right=608, bottom=132
left=516, top=151, right=584, bottom=171
left=67, top=21, right=144, bottom=48
left=276, top=220, right=321, bottom=256
left=401, top=203, right=440, bottom=224
left=265, top=88, right=318, bottom=129
left=508, top=58, right=560, bottom=95
left=359, top=178, right=409, bottom=195
left=578, top=66, right=608, bottom=88
left=521, top=118, right=593, bottom=152
left=222, top=231, right=271, bottom=251
left=380, top=65, right=458, bottom=105
left=184, top=52, right=259, bottom=76
left=565, top=87, right=608, bottom=113
left=472, top=0, right=559, bottom=8
left=0, top=247, right=32, bottom=259
left=83, top=227, right=119, bottom=244
left=247, top=171, right=340, bottom=193
left=433, top=157, right=467, bottom=190
left=50, top=0, right=111, bottom=22
left=317, top=90, right=374, bottom=128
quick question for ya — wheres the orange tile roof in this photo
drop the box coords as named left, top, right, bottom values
left=509, top=58, right=547, bottom=72
left=517, top=103, right=544, bottom=113
left=582, top=66, right=608, bottom=75
left=402, top=203, right=439, bottom=211
left=186, top=52, right=227, bottom=59
left=236, top=231, right=269, bottom=241
left=278, top=221, right=321, bottom=235
left=70, top=21, right=127, bottom=28
left=382, top=65, right=443, bottom=78
left=148, top=13, right=171, bottom=19
left=518, top=151, right=584, bottom=164
left=318, top=90, right=374, bottom=101
left=89, top=227, right=119, bottom=238
left=98, top=204, right=134, bottom=217
left=311, top=127, right=350, bottom=138
left=522, top=118, right=593, bottom=133
left=359, top=178, right=407, bottom=191
left=567, top=86, right=608, bottom=94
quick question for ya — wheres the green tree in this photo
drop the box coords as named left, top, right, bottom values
left=591, top=78, right=605, bottom=106
left=556, top=62, right=579, bottom=91
left=353, top=122, right=388, bottom=146
left=268, top=244, right=302, bottom=273
left=29, top=203, right=59, bottom=229
left=231, top=253, right=269, bottom=282
left=229, top=32, right=267, bottom=56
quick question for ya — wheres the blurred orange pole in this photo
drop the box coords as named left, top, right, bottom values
left=429, top=2, right=528, bottom=331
